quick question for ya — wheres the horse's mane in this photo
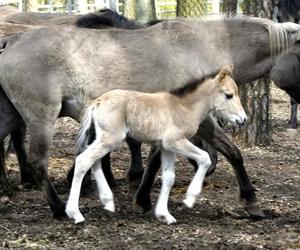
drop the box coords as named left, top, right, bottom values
left=170, top=72, right=217, bottom=97
left=75, top=9, right=142, bottom=29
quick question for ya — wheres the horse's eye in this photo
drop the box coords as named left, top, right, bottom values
left=225, top=93, right=233, bottom=99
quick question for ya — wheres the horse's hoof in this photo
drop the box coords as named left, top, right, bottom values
left=155, top=212, right=177, bottom=224
left=183, top=195, right=196, bottom=208
left=244, top=202, right=265, bottom=220
left=52, top=203, right=67, bottom=219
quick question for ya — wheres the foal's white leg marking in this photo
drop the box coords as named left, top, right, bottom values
left=165, top=139, right=211, bottom=208
left=92, top=159, right=115, bottom=213
left=155, top=150, right=177, bottom=224
left=66, top=138, right=114, bottom=224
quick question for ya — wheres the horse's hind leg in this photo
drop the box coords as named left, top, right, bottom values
left=197, top=115, right=264, bottom=218
left=289, top=97, right=298, bottom=129
left=0, top=140, right=10, bottom=194
left=126, top=137, right=144, bottom=193
left=26, top=121, right=67, bottom=218
left=10, top=126, right=35, bottom=186
left=154, top=149, right=176, bottom=224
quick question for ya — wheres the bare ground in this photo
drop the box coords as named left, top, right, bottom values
left=0, top=82, right=299, bottom=249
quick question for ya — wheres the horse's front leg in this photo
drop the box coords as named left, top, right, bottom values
left=135, top=146, right=160, bottom=213
left=196, top=115, right=265, bottom=218
left=126, top=137, right=144, bottom=193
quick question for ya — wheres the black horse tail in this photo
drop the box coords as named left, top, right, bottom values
left=76, top=8, right=142, bottom=29
left=77, top=105, right=96, bottom=154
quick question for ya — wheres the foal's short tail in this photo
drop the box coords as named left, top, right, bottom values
left=77, top=105, right=96, bottom=154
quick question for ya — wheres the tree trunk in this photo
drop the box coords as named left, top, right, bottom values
left=230, top=0, right=275, bottom=146
left=176, top=0, right=206, bottom=17
left=135, top=0, right=156, bottom=23
left=222, top=0, right=237, bottom=16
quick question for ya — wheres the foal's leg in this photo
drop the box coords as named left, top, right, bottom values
left=66, top=132, right=125, bottom=223
left=154, top=149, right=176, bottom=224
left=188, top=139, right=218, bottom=176
left=165, top=139, right=211, bottom=208
left=196, top=115, right=264, bottom=218
left=92, top=159, right=115, bottom=213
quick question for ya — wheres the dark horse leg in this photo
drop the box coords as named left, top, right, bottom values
left=135, top=115, right=264, bottom=219
left=125, top=137, right=144, bottom=193
left=289, top=97, right=298, bottom=129
left=0, top=140, right=10, bottom=193
left=9, top=126, right=37, bottom=186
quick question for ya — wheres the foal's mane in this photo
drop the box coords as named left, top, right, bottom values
left=170, top=72, right=217, bottom=97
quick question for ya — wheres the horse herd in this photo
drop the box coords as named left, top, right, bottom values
left=0, top=7, right=300, bottom=225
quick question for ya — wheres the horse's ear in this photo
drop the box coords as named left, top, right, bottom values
left=218, top=64, right=233, bottom=81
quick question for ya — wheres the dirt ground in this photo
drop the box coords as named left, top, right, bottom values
left=0, top=21, right=299, bottom=250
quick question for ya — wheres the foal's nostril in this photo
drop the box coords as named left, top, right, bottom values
left=235, top=117, right=247, bottom=127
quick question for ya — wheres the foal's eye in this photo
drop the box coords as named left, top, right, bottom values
left=225, top=93, right=233, bottom=99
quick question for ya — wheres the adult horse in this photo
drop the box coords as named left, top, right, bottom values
left=0, top=9, right=143, bottom=191
left=1, top=16, right=300, bottom=218
left=276, top=0, right=300, bottom=130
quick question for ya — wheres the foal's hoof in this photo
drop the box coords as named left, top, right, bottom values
left=155, top=212, right=177, bottom=225
left=183, top=195, right=196, bottom=208
left=244, top=202, right=265, bottom=220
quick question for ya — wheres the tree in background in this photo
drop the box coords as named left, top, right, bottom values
left=222, top=0, right=237, bottom=16
left=136, top=0, right=156, bottom=22
left=229, top=0, right=275, bottom=146
left=176, top=0, right=206, bottom=17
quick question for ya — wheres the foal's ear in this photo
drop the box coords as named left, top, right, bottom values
left=218, top=64, right=234, bottom=81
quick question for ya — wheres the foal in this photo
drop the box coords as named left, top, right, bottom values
left=66, top=65, right=247, bottom=224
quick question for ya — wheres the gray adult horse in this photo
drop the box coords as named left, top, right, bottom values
left=1, top=16, right=300, bottom=218
left=0, top=9, right=141, bottom=190
left=275, top=0, right=300, bottom=129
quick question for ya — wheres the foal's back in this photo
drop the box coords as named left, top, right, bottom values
left=92, top=89, right=180, bottom=142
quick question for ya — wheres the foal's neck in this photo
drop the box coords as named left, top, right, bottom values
left=179, top=79, right=216, bottom=110
left=175, top=79, right=217, bottom=126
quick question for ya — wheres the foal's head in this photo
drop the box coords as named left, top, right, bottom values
left=212, top=65, right=247, bottom=127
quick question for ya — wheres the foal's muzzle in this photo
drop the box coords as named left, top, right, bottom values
left=235, top=116, right=247, bottom=127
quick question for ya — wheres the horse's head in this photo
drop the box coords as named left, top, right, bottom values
left=213, top=64, right=247, bottom=127
left=276, top=0, right=300, bottom=23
